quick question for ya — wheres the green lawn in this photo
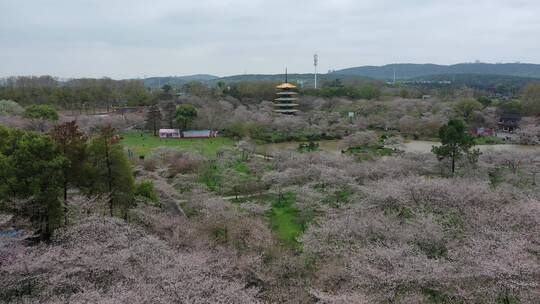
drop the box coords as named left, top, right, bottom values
left=270, top=193, right=303, bottom=248
left=120, top=131, right=236, bottom=157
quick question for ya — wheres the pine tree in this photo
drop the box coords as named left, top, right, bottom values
left=161, top=101, right=176, bottom=128
left=432, top=119, right=479, bottom=175
left=0, top=126, right=65, bottom=240
left=85, top=125, right=135, bottom=217
left=145, top=104, right=162, bottom=136
left=49, top=121, right=87, bottom=225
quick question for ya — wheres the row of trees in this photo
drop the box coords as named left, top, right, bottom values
left=0, top=122, right=135, bottom=239
left=0, top=76, right=154, bottom=108
left=302, top=79, right=382, bottom=100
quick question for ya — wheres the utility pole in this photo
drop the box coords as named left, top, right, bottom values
left=313, top=53, right=318, bottom=89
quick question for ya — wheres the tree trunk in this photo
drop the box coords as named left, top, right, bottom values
left=105, top=138, right=113, bottom=216
left=63, top=180, right=68, bottom=226
left=451, top=151, right=456, bottom=176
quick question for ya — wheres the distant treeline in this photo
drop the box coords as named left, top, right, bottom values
left=0, top=76, right=154, bottom=108
left=406, top=73, right=538, bottom=96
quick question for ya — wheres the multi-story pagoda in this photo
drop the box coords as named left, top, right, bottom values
left=274, top=71, right=299, bottom=115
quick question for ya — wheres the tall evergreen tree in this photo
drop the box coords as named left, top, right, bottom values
left=432, top=119, right=478, bottom=175
left=49, top=121, right=87, bottom=225
left=84, top=125, right=135, bottom=218
left=175, top=104, right=198, bottom=130
left=0, top=126, right=65, bottom=240
left=161, top=101, right=176, bottom=128
left=145, top=104, right=162, bottom=136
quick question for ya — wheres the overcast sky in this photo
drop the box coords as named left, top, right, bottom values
left=1, top=0, right=539, bottom=79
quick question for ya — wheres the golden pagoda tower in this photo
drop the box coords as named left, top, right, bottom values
left=274, top=69, right=299, bottom=115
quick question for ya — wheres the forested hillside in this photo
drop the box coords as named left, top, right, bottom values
left=333, top=63, right=540, bottom=80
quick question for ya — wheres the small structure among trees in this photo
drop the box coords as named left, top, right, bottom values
left=159, top=129, right=181, bottom=138
left=158, top=129, right=217, bottom=138
left=498, top=113, right=522, bottom=133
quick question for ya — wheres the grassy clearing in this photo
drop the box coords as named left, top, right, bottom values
left=270, top=193, right=303, bottom=248
left=199, top=162, right=221, bottom=191
left=473, top=135, right=505, bottom=145
left=233, top=192, right=304, bottom=248
left=120, top=131, right=236, bottom=157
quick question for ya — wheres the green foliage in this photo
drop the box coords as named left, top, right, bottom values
left=416, top=240, right=448, bottom=259
left=24, top=104, right=59, bottom=121
left=120, top=131, right=235, bottom=157
left=498, top=100, right=523, bottom=114
left=145, top=104, right=162, bottom=136
left=422, top=288, right=462, bottom=304
left=212, top=227, right=229, bottom=243
left=345, top=145, right=395, bottom=159
left=303, top=82, right=381, bottom=100
left=84, top=126, right=135, bottom=216
left=270, top=192, right=303, bottom=247
left=226, top=80, right=279, bottom=100
left=488, top=167, right=506, bottom=188
left=198, top=162, right=221, bottom=191
left=49, top=121, right=87, bottom=224
left=323, top=190, right=353, bottom=207
left=436, top=211, right=465, bottom=238
left=0, top=99, right=24, bottom=116
left=382, top=204, right=414, bottom=223
left=0, top=126, right=65, bottom=239
left=175, top=104, right=198, bottom=130
left=453, top=99, right=482, bottom=122
left=224, top=121, right=249, bottom=139
left=496, top=294, right=521, bottom=304
left=182, top=81, right=211, bottom=96
left=233, top=161, right=250, bottom=175
left=161, top=84, right=172, bottom=93
left=135, top=180, right=159, bottom=203
left=432, top=119, right=477, bottom=175
left=297, top=141, right=319, bottom=153
left=522, top=82, right=540, bottom=115
left=473, top=135, right=504, bottom=145
left=477, top=96, right=492, bottom=107
left=0, top=76, right=153, bottom=107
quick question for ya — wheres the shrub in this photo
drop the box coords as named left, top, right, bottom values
left=0, top=100, right=24, bottom=116
left=135, top=181, right=159, bottom=203
left=24, top=104, right=59, bottom=121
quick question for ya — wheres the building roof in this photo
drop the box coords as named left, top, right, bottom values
left=274, top=109, right=299, bottom=114
left=159, top=129, right=180, bottom=133
left=276, top=83, right=297, bottom=89
left=500, top=113, right=522, bottom=120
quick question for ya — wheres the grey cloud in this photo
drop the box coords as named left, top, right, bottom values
left=1, top=0, right=539, bottom=78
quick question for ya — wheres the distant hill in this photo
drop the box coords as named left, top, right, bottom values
left=144, top=74, right=219, bottom=87
left=213, top=73, right=370, bottom=84
left=143, top=73, right=374, bottom=88
left=409, top=73, right=538, bottom=88
left=332, top=63, right=540, bottom=80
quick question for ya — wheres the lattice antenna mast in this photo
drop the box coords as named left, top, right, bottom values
left=313, top=53, right=318, bottom=89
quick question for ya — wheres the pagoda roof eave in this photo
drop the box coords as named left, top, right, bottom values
left=273, top=104, right=299, bottom=107
left=276, top=83, right=297, bottom=89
